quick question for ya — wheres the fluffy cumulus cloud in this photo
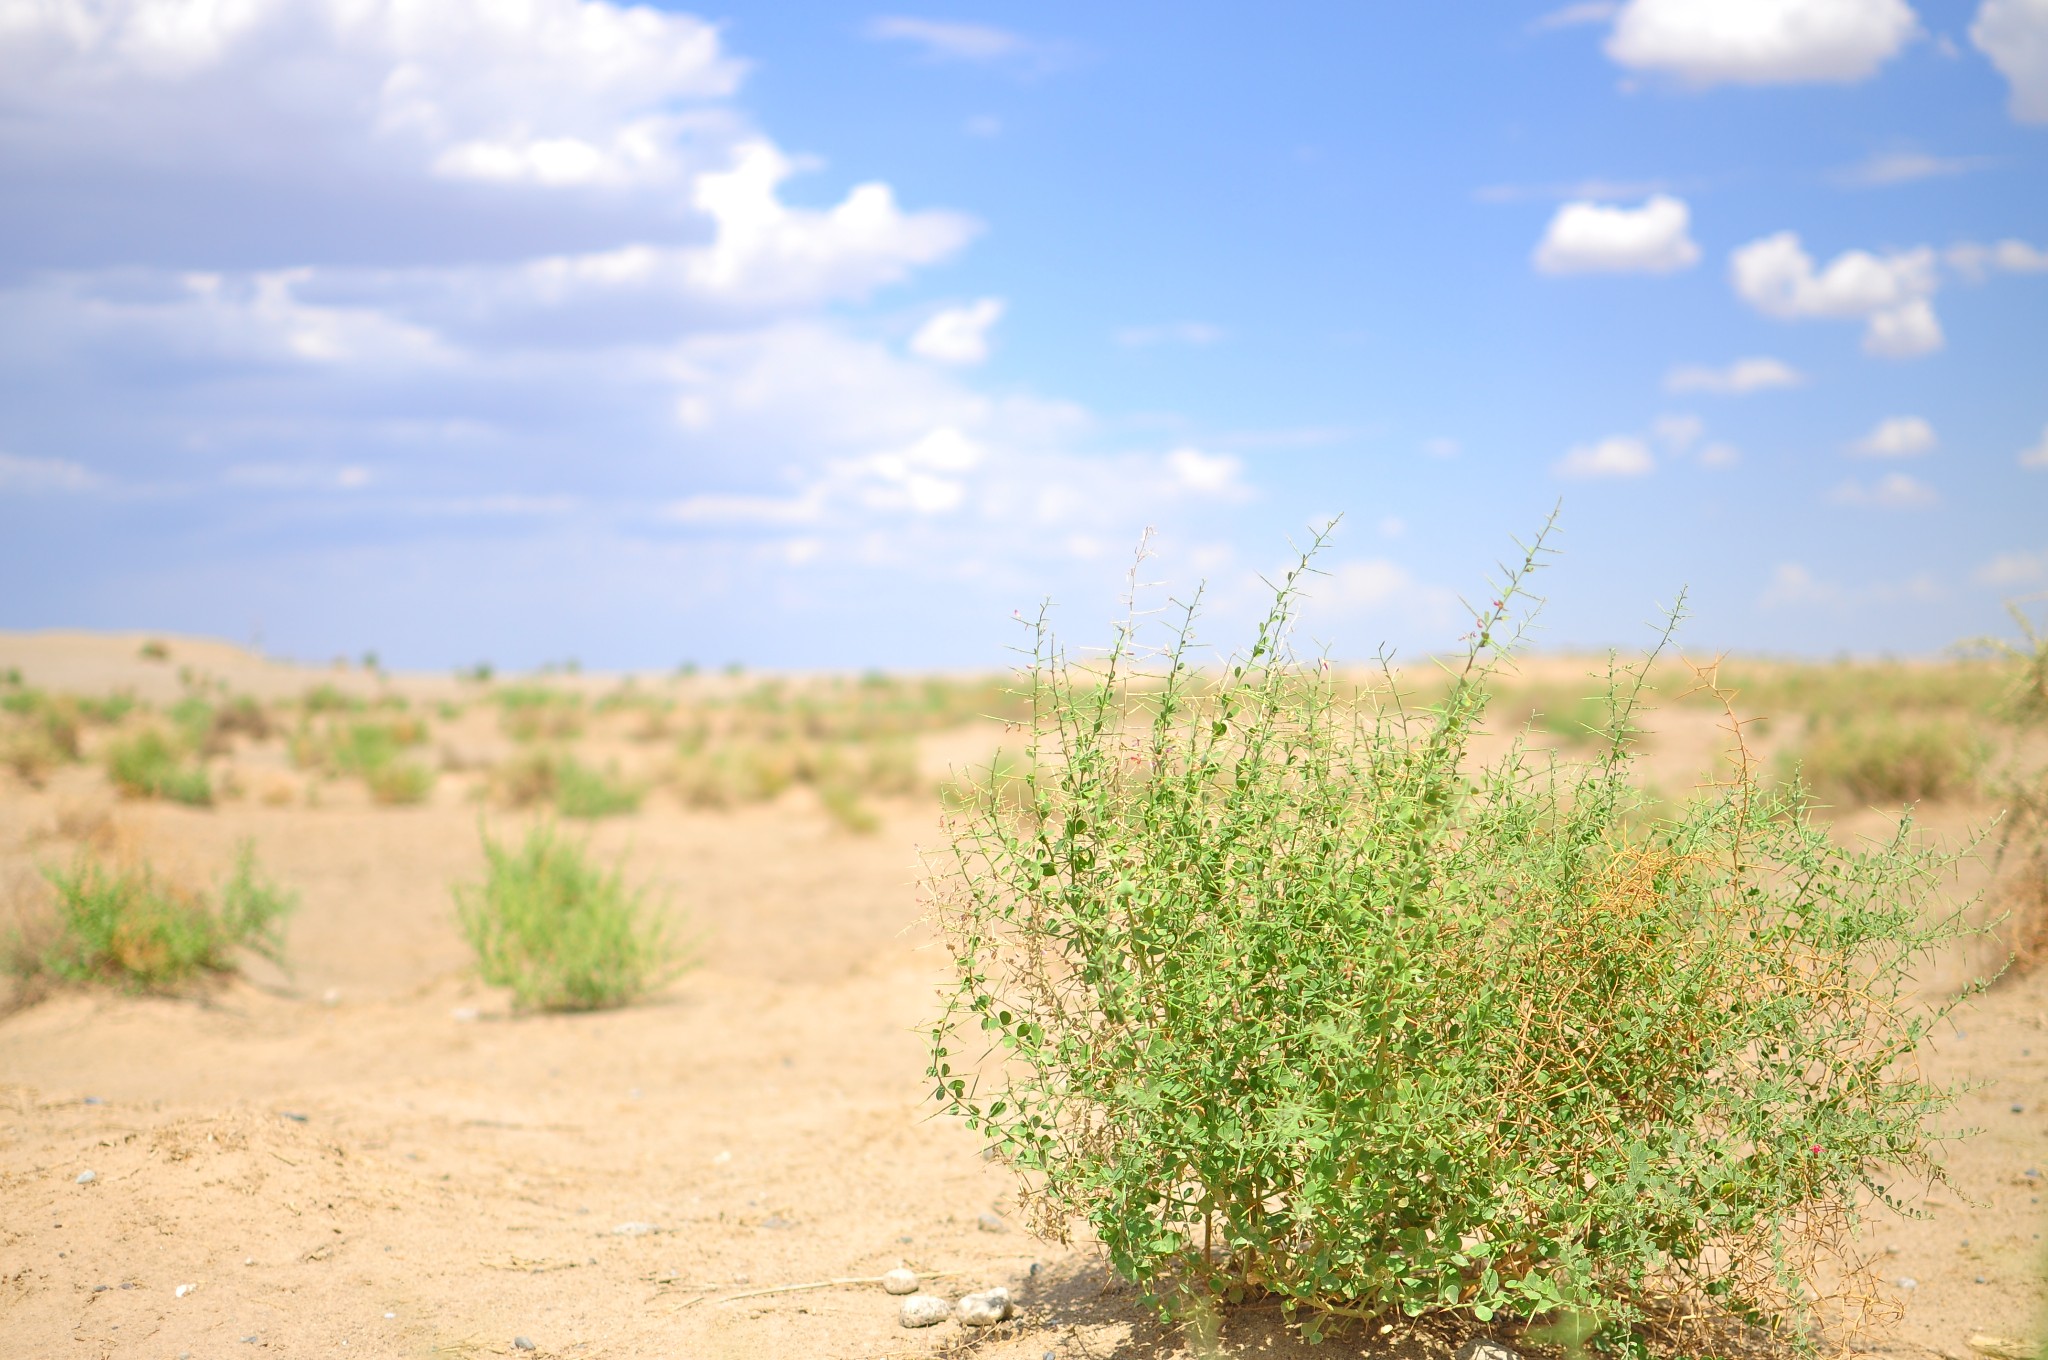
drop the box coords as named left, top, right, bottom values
left=1975, top=548, right=2048, bottom=586
left=1729, top=232, right=1942, bottom=357
left=1972, top=0, right=2048, bottom=123
left=1663, top=356, right=1806, bottom=394
left=1554, top=436, right=1655, bottom=479
left=1605, top=0, right=1919, bottom=86
left=0, top=0, right=1291, bottom=655
left=910, top=298, right=1006, bottom=366
left=1533, top=195, right=1700, bottom=275
left=1850, top=415, right=1937, bottom=457
left=0, top=0, right=743, bottom=188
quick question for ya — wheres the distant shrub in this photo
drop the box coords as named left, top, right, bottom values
left=365, top=760, right=435, bottom=806
left=301, top=683, right=362, bottom=715
left=496, top=686, right=585, bottom=742
left=553, top=758, right=641, bottom=819
left=105, top=730, right=212, bottom=806
left=74, top=692, right=137, bottom=725
left=138, top=639, right=169, bottom=661
left=455, top=825, right=688, bottom=1011
left=928, top=527, right=1970, bottom=1351
left=23, top=843, right=294, bottom=990
left=0, top=690, right=83, bottom=786
left=1778, top=716, right=1983, bottom=805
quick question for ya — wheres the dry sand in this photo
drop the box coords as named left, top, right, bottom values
left=0, top=632, right=2042, bottom=1359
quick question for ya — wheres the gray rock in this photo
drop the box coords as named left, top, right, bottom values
left=1455, top=1339, right=1517, bottom=1360
left=976, top=1212, right=1007, bottom=1233
left=882, top=1268, right=919, bottom=1296
left=513, top=1339, right=536, bottom=1352
left=76, top=1170, right=96, bottom=1184
left=1896, top=1276, right=1918, bottom=1290
left=899, top=1293, right=952, bottom=1328
left=958, top=1287, right=1015, bottom=1327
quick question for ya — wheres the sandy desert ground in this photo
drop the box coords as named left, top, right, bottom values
left=0, top=631, right=2042, bottom=1360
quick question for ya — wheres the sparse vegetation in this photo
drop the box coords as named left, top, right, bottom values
left=455, top=824, right=688, bottom=1011
left=291, top=714, right=435, bottom=804
left=1776, top=714, right=1985, bottom=806
left=928, top=526, right=1971, bottom=1351
left=105, top=729, right=213, bottom=806
left=18, top=843, right=294, bottom=990
left=496, top=685, right=586, bottom=742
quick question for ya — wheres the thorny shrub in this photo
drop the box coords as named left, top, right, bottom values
left=926, top=522, right=1973, bottom=1352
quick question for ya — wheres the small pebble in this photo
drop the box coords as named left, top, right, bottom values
left=279, top=1111, right=309, bottom=1123
left=451, top=1007, right=479, bottom=1022
left=899, top=1293, right=952, bottom=1328
left=2012, top=1104, right=2025, bottom=1114
left=83, top=1096, right=103, bottom=1106
left=384, top=1311, right=396, bottom=1319
left=1455, top=1340, right=1518, bottom=1360
left=175, top=1283, right=195, bottom=1298
left=882, top=1268, right=919, bottom=1296
left=93, top=1284, right=110, bottom=1292
left=612, top=1222, right=658, bottom=1236
left=1896, top=1277, right=1917, bottom=1290
left=513, top=1339, right=536, bottom=1352
left=245, top=1257, right=254, bottom=1265
left=977, top=1212, right=1007, bottom=1233
left=958, top=1287, right=1015, bottom=1327
left=241, top=1336, right=258, bottom=1345
left=1884, top=1244, right=1901, bottom=1255
left=75, top=1170, right=96, bottom=1184
left=1975, top=1275, right=1987, bottom=1284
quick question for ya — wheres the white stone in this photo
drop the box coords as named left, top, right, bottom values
left=957, top=1287, right=1015, bottom=1327
left=882, top=1268, right=919, bottom=1296
left=1455, top=1339, right=1517, bottom=1360
left=899, top=1293, right=952, bottom=1328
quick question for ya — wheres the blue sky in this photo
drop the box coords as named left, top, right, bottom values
left=1, top=0, right=2044, bottom=670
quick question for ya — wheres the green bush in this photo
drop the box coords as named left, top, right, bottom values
left=26, top=843, right=294, bottom=989
left=105, top=730, right=213, bottom=806
left=1777, top=716, right=1983, bottom=805
left=455, top=825, right=687, bottom=1011
left=553, top=758, right=641, bottom=818
left=927, top=527, right=1969, bottom=1350
left=365, top=759, right=435, bottom=806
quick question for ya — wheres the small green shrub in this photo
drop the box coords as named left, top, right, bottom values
left=818, top=783, right=880, bottom=834
left=1778, top=716, right=1983, bottom=805
left=26, top=843, right=294, bottom=989
left=928, top=525, right=1971, bottom=1350
left=495, top=686, right=585, bottom=742
left=365, top=760, right=435, bottom=806
left=553, top=758, right=641, bottom=818
left=454, top=825, right=687, bottom=1011
left=105, top=730, right=212, bottom=806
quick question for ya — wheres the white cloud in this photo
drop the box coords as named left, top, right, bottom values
left=663, top=490, right=825, bottom=526
left=1320, top=559, right=1418, bottom=608
left=225, top=462, right=374, bottom=490
left=1972, top=0, right=2048, bottom=123
left=1761, top=562, right=1841, bottom=608
left=0, top=451, right=104, bottom=492
left=1729, top=231, right=1943, bottom=357
left=2021, top=424, right=2048, bottom=469
left=1166, top=447, right=1247, bottom=498
left=1699, top=441, right=1742, bottom=467
left=1833, top=150, right=1996, bottom=186
left=1533, top=195, right=1700, bottom=275
left=1651, top=413, right=1705, bottom=452
left=910, top=298, right=1005, bottom=366
left=1975, top=548, right=2048, bottom=586
left=1946, top=238, right=2048, bottom=280
left=0, top=0, right=744, bottom=189
left=865, top=16, right=1030, bottom=62
left=1115, top=321, right=1224, bottom=347
left=1606, top=0, right=1919, bottom=86
left=1555, top=436, right=1655, bottom=479
left=1849, top=415, right=1937, bottom=457
left=680, top=142, right=977, bottom=309
left=1829, top=472, right=1938, bottom=507
left=1663, top=356, right=1807, bottom=393
left=1534, top=2, right=1622, bottom=29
